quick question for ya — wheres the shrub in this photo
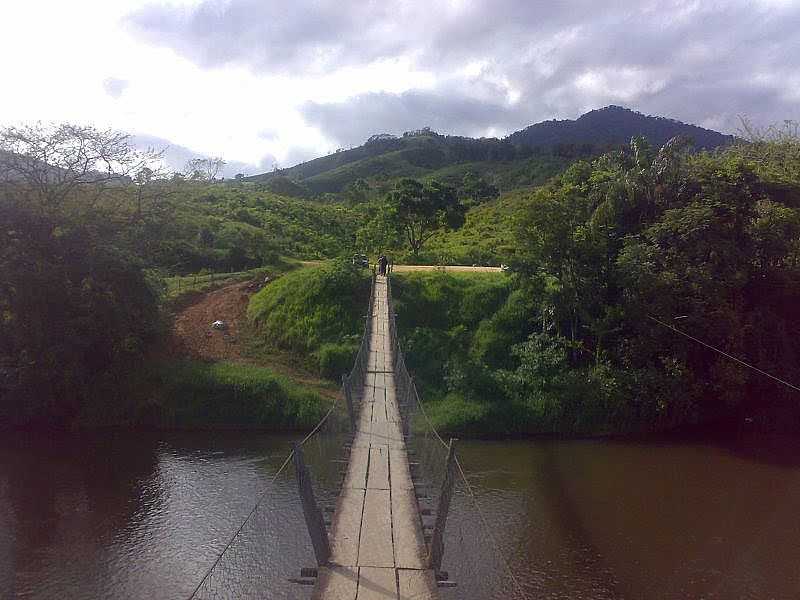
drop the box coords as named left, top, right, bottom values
left=318, top=342, right=359, bottom=379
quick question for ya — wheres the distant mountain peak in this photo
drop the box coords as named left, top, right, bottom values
left=507, top=106, right=734, bottom=150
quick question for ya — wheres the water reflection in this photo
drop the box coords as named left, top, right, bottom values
left=0, top=431, right=306, bottom=599
left=446, top=436, right=800, bottom=599
left=3, top=431, right=800, bottom=599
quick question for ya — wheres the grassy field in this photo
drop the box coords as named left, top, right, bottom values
left=247, top=260, right=373, bottom=378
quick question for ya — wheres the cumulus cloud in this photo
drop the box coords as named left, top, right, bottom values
left=127, top=0, right=800, bottom=151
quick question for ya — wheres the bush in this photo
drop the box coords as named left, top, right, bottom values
left=0, top=203, right=161, bottom=427
left=318, top=342, right=359, bottom=379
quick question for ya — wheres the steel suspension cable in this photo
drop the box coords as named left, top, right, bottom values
left=187, top=392, right=341, bottom=599
left=648, top=315, right=800, bottom=394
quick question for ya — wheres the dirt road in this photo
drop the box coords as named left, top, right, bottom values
left=170, top=280, right=339, bottom=398
left=299, top=260, right=502, bottom=273
left=390, top=264, right=503, bottom=273
left=172, top=281, right=252, bottom=362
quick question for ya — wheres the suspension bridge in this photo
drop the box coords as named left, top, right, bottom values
left=189, top=273, right=527, bottom=600
left=311, top=274, right=440, bottom=598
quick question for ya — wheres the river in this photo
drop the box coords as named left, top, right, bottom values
left=2, top=430, right=799, bottom=599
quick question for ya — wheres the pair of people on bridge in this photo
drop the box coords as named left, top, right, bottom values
left=377, top=255, right=391, bottom=276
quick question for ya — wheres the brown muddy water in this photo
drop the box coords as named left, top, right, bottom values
left=1, top=431, right=799, bottom=599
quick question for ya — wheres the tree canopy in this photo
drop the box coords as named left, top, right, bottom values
left=386, top=178, right=466, bottom=255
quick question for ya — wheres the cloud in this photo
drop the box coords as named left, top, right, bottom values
left=126, top=0, right=407, bottom=74
left=131, top=134, right=276, bottom=179
left=302, top=90, right=528, bottom=148
left=102, top=77, right=129, bottom=99
left=126, top=0, right=800, bottom=155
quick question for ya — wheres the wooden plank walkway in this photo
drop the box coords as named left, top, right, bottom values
left=314, top=276, right=438, bottom=600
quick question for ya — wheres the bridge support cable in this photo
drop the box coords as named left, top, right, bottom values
left=185, top=398, right=341, bottom=598
left=386, top=274, right=533, bottom=599
left=648, top=315, right=800, bottom=394
left=187, top=275, right=377, bottom=600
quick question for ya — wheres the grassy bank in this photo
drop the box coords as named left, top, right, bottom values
left=130, top=360, right=331, bottom=430
left=247, top=260, right=372, bottom=378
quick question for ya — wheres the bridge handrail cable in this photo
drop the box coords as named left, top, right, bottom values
left=386, top=274, right=532, bottom=600
left=187, top=273, right=378, bottom=599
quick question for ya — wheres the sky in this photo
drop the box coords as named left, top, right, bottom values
left=1, top=0, right=798, bottom=177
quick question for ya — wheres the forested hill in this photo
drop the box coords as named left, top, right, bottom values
left=246, top=106, right=736, bottom=194
left=506, top=105, right=736, bottom=150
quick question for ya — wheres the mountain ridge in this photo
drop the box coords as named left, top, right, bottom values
left=246, top=106, right=736, bottom=194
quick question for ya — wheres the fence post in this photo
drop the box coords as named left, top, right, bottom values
left=428, top=439, right=457, bottom=573
left=293, top=444, right=331, bottom=566
left=342, top=374, right=356, bottom=432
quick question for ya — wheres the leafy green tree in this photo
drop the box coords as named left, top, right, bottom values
left=343, top=178, right=370, bottom=204
left=459, top=171, right=499, bottom=207
left=356, top=200, right=400, bottom=254
left=387, top=178, right=466, bottom=256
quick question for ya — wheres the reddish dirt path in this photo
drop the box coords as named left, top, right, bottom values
left=170, top=281, right=340, bottom=399
left=172, top=281, right=252, bottom=362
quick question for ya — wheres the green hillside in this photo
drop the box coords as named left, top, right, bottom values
left=246, top=107, right=735, bottom=197
left=423, top=189, right=534, bottom=265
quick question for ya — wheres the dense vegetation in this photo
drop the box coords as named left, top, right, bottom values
left=393, top=134, right=800, bottom=435
left=4, top=115, right=799, bottom=437
left=0, top=199, right=161, bottom=426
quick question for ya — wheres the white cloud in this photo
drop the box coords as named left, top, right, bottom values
left=0, top=0, right=797, bottom=172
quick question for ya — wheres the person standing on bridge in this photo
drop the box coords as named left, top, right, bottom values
left=378, top=254, right=388, bottom=276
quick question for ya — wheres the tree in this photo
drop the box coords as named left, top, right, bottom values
left=459, top=171, right=499, bottom=207
left=356, top=200, right=400, bottom=253
left=386, top=178, right=466, bottom=256
left=0, top=124, right=162, bottom=425
left=185, top=156, right=225, bottom=181
left=343, top=178, right=370, bottom=204
left=0, top=123, right=159, bottom=214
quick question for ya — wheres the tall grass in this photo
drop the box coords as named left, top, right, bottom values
left=247, top=260, right=372, bottom=376
left=143, top=360, right=329, bottom=428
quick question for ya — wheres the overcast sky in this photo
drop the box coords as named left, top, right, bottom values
left=2, top=0, right=798, bottom=176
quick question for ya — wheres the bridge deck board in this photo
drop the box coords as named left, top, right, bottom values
left=356, top=567, right=397, bottom=600
left=367, top=447, right=390, bottom=490
left=317, top=276, right=438, bottom=599
left=313, top=566, right=358, bottom=600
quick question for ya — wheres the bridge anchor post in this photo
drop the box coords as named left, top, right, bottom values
left=427, top=438, right=457, bottom=573
left=292, top=444, right=331, bottom=566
